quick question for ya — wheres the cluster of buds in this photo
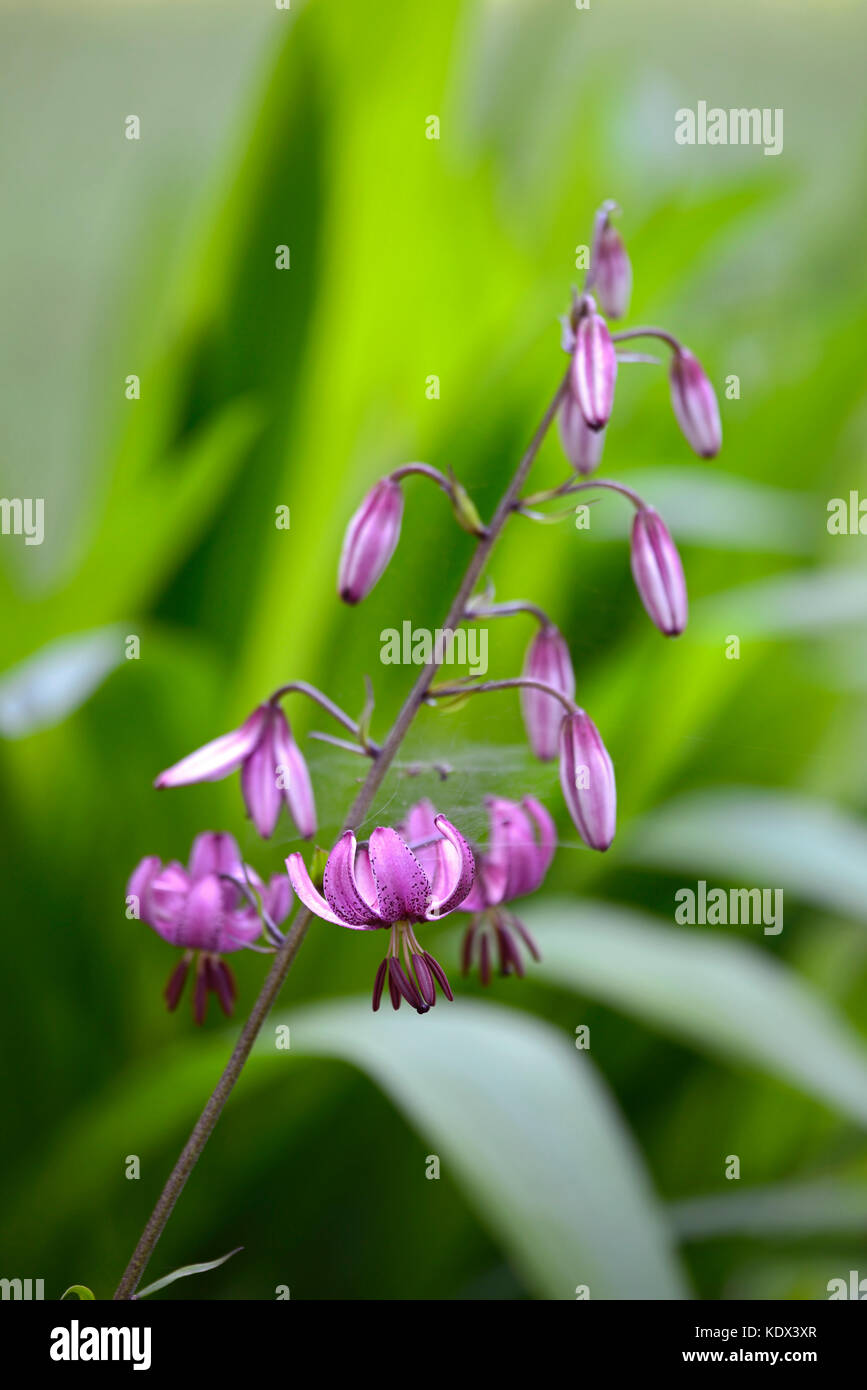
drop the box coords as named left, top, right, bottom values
left=128, top=199, right=720, bottom=1022
left=558, top=202, right=721, bottom=473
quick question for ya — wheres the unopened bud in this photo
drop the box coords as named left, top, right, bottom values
left=559, top=393, right=606, bottom=474
left=630, top=507, right=687, bottom=636
left=558, top=710, right=616, bottom=851
left=338, top=478, right=404, bottom=604
left=592, top=221, right=632, bottom=320
left=570, top=309, right=617, bottom=431
left=669, top=348, right=721, bottom=459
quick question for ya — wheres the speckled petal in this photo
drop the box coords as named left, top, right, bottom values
left=369, top=827, right=432, bottom=923
left=323, top=832, right=383, bottom=926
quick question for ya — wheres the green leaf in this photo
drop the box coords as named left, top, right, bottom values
left=273, top=998, right=687, bottom=1300
left=625, top=788, right=867, bottom=922
left=136, top=1247, right=243, bottom=1300
left=0, top=626, right=124, bottom=738
left=522, top=900, right=867, bottom=1125
left=692, top=566, right=867, bottom=639
left=670, top=1179, right=867, bottom=1241
left=61, top=1286, right=95, bottom=1301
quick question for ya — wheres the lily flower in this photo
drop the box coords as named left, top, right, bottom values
left=286, top=812, right=475, bottom=1014
left=155, top=703, right=316, bottom=840
left=127, top=832, right=292, bottom=1024
left=456, top=796, right=555, bottom=983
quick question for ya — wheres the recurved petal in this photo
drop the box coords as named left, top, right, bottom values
left=323, top=832, right=383, bottom=926
left=426, top=815, right=475, bottom=918
left=369, top=827, right=432, bottom=923
left=285, top=851, right=377, bottom=930
left=154, top=706, right=269, bottom=788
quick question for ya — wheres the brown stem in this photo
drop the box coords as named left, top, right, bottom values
left=112, top=366, right=569, bottom=1300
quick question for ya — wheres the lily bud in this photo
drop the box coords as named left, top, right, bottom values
left=521, top=626, right=576, bottom=762
left=630, top=507, right=687, bottom=637
left=338, top=478, right=404, bottom=604
left=669, top=348, right=721, bottom=458
left=570, top=309, right=617, bottom=431
left=558, top=710, right=616, bottom=851
left=592, top=222, right=632, bottom=320
left=559, top=392, right=606, bottom=474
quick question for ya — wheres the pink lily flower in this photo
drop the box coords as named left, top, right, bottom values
left=286, top=812, right=475, bottom=1014
left=128, top=831, right=292, bottom=1024
left=155, top=703, right=316, bottom=840
left=457, top=796, right=555, bottom=982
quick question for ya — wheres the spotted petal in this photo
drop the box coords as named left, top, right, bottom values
left=286, top=851, right=379, bottom=930
left=368, top=827, right=432, bottom=923
left=323, top=832, right=382, bottom=926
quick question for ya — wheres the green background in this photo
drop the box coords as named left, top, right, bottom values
left=1, top=0, right=866, bottom=1300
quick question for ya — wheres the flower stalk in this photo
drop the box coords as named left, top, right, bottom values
left=112, top=367, right=571, bottom=1301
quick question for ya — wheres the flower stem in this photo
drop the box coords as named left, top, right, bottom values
left=425, top=675, right=579, bottom=718
left=112, top=366, right=570, bottom=1301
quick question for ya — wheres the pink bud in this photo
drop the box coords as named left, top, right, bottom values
left=338, top=478, right=404, bottom=604
left=669, top=348, right=721, bottom=458
left=570, top=311, right=617, bottom=431
left=630, top=508, right=687, bottom=637
left=592, top=223, right=632, bottom=320
left=558, top=711, right=616, bottom=851
left=521, top=626, right=576, bottom=762
left=559, top=393, right=606, bottom=474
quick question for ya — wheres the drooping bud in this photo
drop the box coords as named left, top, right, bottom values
left=570, top=308, right=617, bottom=431
left=669, top=348, right=721, bottom=458
left=559, top=392, right=606, bottom=474
left=630, top=507, right=688, bottom=637
left=521, top=626, right=576, bottom=762
left=558, top=710, right=616, bottom=851
left=591, top=221, right=632, bottom=320
left=338, top=478, right=404, bottom=604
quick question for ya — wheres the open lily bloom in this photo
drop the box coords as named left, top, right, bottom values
left=286, top=812, right=475, bottom=1014
left=457, top=796, right=555, bottom=982
left=155, top=703, right=316, bottom=841
left=128, top=832, right=292, bottom=1024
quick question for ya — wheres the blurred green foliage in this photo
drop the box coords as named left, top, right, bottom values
left=2, top=0, right=867, bottom=1300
